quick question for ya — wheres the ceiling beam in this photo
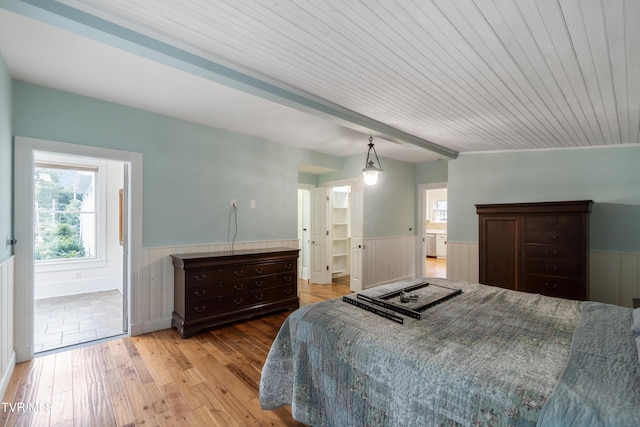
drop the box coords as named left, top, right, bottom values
left=9, top=0, right=459, bottom=160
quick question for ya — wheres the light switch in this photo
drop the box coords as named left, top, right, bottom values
left=251, top=200, right=256, bottom=209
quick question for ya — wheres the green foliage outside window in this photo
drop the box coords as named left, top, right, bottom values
left=34, top=167, right=93, bottom=261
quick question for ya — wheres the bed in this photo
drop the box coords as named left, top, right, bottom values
left=259, top=278, right=640, bottom=426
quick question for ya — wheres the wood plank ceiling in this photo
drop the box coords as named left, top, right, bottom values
left=56, top=0, right=639, bottom=154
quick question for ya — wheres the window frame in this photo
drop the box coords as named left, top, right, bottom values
left=33, top=152, right=107, bottom=272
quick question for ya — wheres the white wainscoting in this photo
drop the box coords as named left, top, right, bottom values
left=446, top=242, right=480, bottom=283
left=0, top=256, right=16, bottom=401
left=590, top=251, right=640, bottom=307
left=447, top=242, right=640, bottom=307
left=133, top=240, right=299, bottom=336
left=363, top=236, right=416, bottom=289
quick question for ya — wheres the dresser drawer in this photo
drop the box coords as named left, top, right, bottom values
left=249, top=260, right=296, bottom=277
left=524, top=229, right=582, bottom=246
left=525, top=215, right=582, bottom=230
left=524, top=260, right=582, bottom=277
left=250, top=272, right=296, bottom=290
left=250, top=285, right=297, bottom=304
left=522, top=274, right=585, bottom=300
left=187, top=293, right=250, bottom=318
left=524, top=244, right=581, bottom=262
left=188, top=280, right=248, bottom=300
left=185, top=266, right=247, bottom=286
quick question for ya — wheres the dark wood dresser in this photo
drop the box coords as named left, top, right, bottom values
left=171, top=247, right=299, bottom=338
left=476, top=200, right=592, bottom=300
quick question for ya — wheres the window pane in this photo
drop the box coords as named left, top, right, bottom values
left=34, top=167, right=96, bottom=261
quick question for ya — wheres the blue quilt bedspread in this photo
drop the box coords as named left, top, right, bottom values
left=260, top=279, right=618, bottom=425
left=538, top=301, right=640, bottom=426
left=260, top=279, right=640, bottom=426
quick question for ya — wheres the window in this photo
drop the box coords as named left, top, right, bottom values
left=34, top=162, right=98, bottom=261
left=432, top=200, right=447, bottom=223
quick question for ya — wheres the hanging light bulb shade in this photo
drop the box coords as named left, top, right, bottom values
left=362, top=135, right=383, bottom=185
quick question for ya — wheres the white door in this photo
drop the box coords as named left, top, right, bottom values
left=310, top=187, right=331, bottom=284
left=350, top=182, right=364, bottom=291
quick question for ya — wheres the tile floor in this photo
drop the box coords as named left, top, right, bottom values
left=34, top=289, right=125, bottom=353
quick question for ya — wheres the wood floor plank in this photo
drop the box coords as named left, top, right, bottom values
left=119, top=379, right=154, bottom=424
left=1, top=278, right=351, bottom=426
left=71, top=354, right=94, bottom=427
left=5, top=360, right=40, bottom=427
left=88, top=380, right=117, bottom=426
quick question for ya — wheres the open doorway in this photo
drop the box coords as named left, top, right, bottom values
left=32, top=151, right=127, bottom=353
left=418, top=184, right=448, bottom=278
left=299, top=179, right=363, bottom=291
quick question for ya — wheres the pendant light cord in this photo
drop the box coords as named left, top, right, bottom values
left=227, top=203, right=238, bottom=252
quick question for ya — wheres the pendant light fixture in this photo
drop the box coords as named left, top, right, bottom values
left=362, top=135, right=383, bottom=185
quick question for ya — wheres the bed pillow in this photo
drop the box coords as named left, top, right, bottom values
left=633, top=308, right=640, bottom=334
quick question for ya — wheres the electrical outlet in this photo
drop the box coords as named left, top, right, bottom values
left=231, top=199, right=237, bottom=207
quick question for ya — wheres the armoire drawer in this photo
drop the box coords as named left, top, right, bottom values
left=525, top=215, right=582, bottom=230
left=522, top=274, right=585, bottom=300
left=524, top=229, right=582, bottom=246
left=524, top=260, right=582, bottom=277
left=524, top=244, right=582, bottom=262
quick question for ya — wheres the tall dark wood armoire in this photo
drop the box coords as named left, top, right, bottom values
left=476, top=200, right=592, bottom=300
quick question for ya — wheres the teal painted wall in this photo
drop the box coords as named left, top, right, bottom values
left=448, top=147, right=640, bottom=252
left=12, top=81, right=342, bottom=248
left=0, top=54, right=12, bottom=262
left=416, top=159, right=448, bottom=184
left=297, top=172, right=317, bottom=186
left=319, top=154, right=417, bottom=238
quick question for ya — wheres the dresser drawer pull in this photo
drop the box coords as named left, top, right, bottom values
left=194, top=305, right=206, bottom=313
left=284, top=275, right=293, bottom=282
left=284, top=288, right=293, bottom=295
left=545, top=218, right=558, bottom=225
left=284, top=263, right=293, bottom=270
left=544, top=249, right=559, bottom=256
left=234, top=298, right=244, bottom=305
left=546, top=234, right=559, bottom=241
left=234, top=283, right=244, bottom=291
left=544, top=282, right=558, bottom=289
left=194, top=274, right=207, bottom=281
left=254, top=267, right=264, bottom=274
left=255, top=280, right=264, bottom=287
left=255, top=293, right=264, bottom=301
left=544, top=265, right=558, bottom=272
left=234, top=270, right=244, bottom=277
left=194, top=290, right=206, bottom=297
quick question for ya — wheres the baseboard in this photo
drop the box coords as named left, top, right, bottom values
left=130, top=318, right=172, bottom=336
left=0, top=351, right=16, bottom=400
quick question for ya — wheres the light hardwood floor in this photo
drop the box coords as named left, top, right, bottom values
left=1, top=279, right=351, bottom=427
left=425, top=257, right=447, bottom=278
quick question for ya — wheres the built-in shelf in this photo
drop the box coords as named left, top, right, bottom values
left=332, top=187, right=351, bottom=277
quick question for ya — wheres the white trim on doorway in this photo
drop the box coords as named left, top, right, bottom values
left=417, top=182, right=447, bottom=278
left=14, top=137, right=142, bottom=363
